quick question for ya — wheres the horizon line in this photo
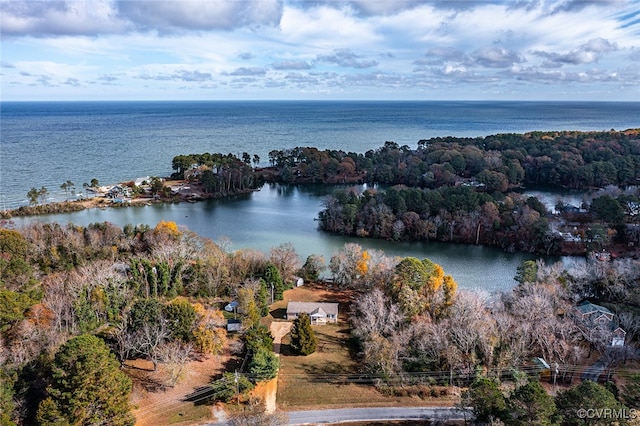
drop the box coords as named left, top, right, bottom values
left=2, top=99, right=639, bottom=103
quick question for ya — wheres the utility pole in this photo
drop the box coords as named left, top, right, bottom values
left=235, top=370, right=240, bottom=406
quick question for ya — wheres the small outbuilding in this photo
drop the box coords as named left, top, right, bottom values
left=226, top=319, right=242, bottom=332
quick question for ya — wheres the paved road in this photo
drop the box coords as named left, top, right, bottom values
left=286, top=407, right=471, bottom=425
left=209, top=406, right=471, bottom=425
left=581, top=360, right=604, bottom=382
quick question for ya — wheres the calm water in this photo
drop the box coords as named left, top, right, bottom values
left=11, top=183, right=539, bottom=293
left=2, top=101, right=637, bottom=291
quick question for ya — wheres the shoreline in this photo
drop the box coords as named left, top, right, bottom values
left=2, top=179, right=637, bottom=261
left=0, top=178, right=243, bottom=220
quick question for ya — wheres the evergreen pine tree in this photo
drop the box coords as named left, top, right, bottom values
left=290, top=312, right=317, bottom=355
left=263, top=264, right=284, bottom=301
left=248, top=347, right=280, bottom=381
left=258, top=279, right=270, bottom=316
left=36, top=334, right=134, bottom=426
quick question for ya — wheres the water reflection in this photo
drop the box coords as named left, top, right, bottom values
left=11, top=184, right=551, bottom=293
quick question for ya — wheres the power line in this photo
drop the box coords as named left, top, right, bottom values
left=111, top=362, right=640, bottom=426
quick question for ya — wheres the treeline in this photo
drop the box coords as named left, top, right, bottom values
left=328, top=242, right=640, bottom=421
left=0, top=222, right=306, bottom=425
left=320, top=185, right=556, bottom=254
left=346, top=252, right=640, bottom=383
left=266, top=129, right=640, bottom=189
left=171, top=152, right=262, bottom=195
left=465, top=377, right=634, bottom=425
left=319, top=184, right=640, bottom=255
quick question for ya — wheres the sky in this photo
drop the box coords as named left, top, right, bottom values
left=1, top=0, right=640, bottom=101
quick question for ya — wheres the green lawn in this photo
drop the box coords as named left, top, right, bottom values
left=275, top=283, right=458, bottom=409
left=277, top=323, right=442, bottom=409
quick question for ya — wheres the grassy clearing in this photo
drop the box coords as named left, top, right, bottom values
left=275, top=282, right=459, bottom=409
left=164, top=404, right=213, bottom=425
left=278, top=322, right=375, bottom=408
left=277, top=322, right=447, bottom=409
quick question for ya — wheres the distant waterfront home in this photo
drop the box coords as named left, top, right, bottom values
left=106, top=185, right=131, bottom=200
left=286, top=302, right=339, bottom=325
left=572, top=301, right=626, bottom=347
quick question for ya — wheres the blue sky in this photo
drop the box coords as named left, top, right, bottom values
left=1, top=0, right=639, bottom=101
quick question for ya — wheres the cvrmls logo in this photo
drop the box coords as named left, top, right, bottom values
left=576, top=408, right=637, bottom=420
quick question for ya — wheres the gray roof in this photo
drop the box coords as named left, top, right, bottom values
left=310, top=307, right=327, bottom=317
left=287, top=302, right=339, bottom=317
left=576, top=301, right=613, bottom=316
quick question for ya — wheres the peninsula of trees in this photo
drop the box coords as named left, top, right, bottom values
left=264, top=129, right=640, bottom=189
left=174, top=129, right=640, bottom=256
left=8, top=129, right=640, bottom=257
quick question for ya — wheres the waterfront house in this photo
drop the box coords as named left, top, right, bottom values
left=286, top=301, right=339, bottom=325
left=573, top=301, right=626, bottom=346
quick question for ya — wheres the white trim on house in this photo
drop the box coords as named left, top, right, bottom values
left=286, top=302, right=339, bottom=324
left=572, top=301, right=627, bottom=347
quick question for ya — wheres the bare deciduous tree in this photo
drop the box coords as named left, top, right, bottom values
left=228, top=398, right=289, bottom=426
left=351, top=288, right=403, bottom=340
left=269, top=242, right=300, bottom=283
left=42, top=273, right=76, bottom=334
left=618, top=312, right=640, bottom=342
left=229, top=249, right=267, bottom=283
left=157, top=340, right=194, bottom=387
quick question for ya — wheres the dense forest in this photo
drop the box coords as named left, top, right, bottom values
left=258, top=130, right=640, bottom=255
left=318, top=182, right=640, bottom=255
left=170, top=152, right=262, bottom=195
left=265, top=130, right=640, bottom=189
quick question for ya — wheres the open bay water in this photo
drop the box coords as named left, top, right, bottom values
left=2, top=100, right=639, bottom=209
left=2, top=101, right=639, bottom=291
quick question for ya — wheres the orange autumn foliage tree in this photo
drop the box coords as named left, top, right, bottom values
left=27, top=303, right=55, bottom=328
left=192, top=303, right=227, bottom=355
left=390, top=257, right=457, bottom=320
left=356, top=250, right=370, bottom=277
left=153, top=220, right=181, bottom=239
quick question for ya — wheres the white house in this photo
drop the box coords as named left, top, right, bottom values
left=573, top=301, right=626, bottom=347
left=286, top=302, right=339, bottom=325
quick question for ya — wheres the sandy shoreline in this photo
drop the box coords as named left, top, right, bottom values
left=0, top=179, right=211, bottom=219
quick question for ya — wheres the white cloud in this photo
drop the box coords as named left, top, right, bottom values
left=0, top=0, right=126, bottom=36
left=117, top=0, right=283, bottom=32
left=272, top=60, right=313, bottom=70
left=1, top=0, right=639, bottom=100
left=279, top=4, right=380, bottom=49
left=316, top=48, right=378, bottom=68
left=473, top=46, right=523, bottom=68
left=534, top=38, right=618, bottom=67
left=0, top=0, right=283, bottom=37
left=225, top=67, right=267, bottom=76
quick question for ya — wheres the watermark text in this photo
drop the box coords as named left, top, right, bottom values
left=577, top=408, right=637, bottom=420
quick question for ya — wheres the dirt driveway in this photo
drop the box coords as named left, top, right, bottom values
left=262, top=321, right=293, bottom=413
